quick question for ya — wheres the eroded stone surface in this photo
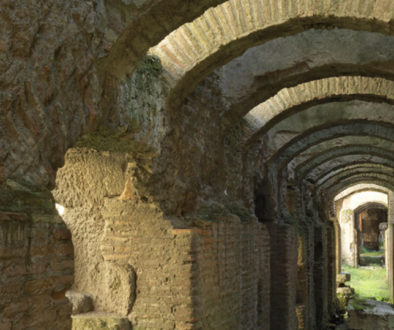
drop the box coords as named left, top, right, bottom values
left=72, top=313, right=131, bottom=330
left=348, top=299, right=394, bottom=330
left=337, top=273, right=351, bottom=284
left=66, top=290, right=94, bottom=314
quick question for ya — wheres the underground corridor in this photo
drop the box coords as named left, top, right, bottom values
left=1, top=1, right=394, bottom=329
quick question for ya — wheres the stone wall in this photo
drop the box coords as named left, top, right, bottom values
left=52, top=146, right=271, bottom=329
left=0, top=181, right=74, bottom=329
left=339, top=209, right=357, bottom=266
left=268, top=223, right=298, bottom=330
left=358, top=208, right=386, bottom=250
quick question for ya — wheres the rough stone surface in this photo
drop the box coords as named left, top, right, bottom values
left=2, top=0, right=394, bottom=329
left=347, top=299, right=394, bottom=330
left=66, top=290, right=94, bottom=314
left=337, top=273, right=351, bottom=284
left=0, top=180, right=74, bottom=329
left=72, top=313, right=131, bottom=330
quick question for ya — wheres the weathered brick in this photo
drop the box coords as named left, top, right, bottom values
left=52, top=227, right=72, bottom=240
left=24, top=278, right=54, bottom=295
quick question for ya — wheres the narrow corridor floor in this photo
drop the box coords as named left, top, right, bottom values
left=342, top=264, right=389, bottom=301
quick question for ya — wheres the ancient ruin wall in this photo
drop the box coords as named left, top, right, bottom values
left=0, top=181, right=74, bottom=329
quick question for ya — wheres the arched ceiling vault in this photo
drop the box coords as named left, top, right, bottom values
left=295, top=147, right=394, bottom=181
left=335, top=184, right=391, bottom=201
left=218, top=28, right=394, bottom=124
left=247, top=100, right=394, bottom=158
left=244, top=76, right=394, bottom=139
left=100, top=0, right=227, bottom=78
left=262, top=121, right=394, bottom=203
left=265, top=121, right=394, bottom=169
left=149, top=0, right=394, bottom=109
left=316, top=166, right=394, bottom=190
left=332, top=184, right=390, bottom=218
left=289, top=136, right=394, bottom=176
left=312, top=169, right=394, bottom=201
left=319, top=174, right=394, bottom=202
left=315, top=163, right=394, bottom=186
left=354, top=202, right=388, bottom=214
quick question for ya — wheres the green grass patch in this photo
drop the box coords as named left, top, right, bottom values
left=360, top=246, right=385, bottom=257
left=342, top=264, right=389, bottom=302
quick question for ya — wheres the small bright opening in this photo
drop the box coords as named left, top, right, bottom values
left=56, top=203, right=65, bottom=216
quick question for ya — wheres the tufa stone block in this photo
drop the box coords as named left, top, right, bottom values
left=72, top=313, right=131, bottom=330
left=337, top=272, right=351, bottom=284
left=66, top=290, right=94, bottom=314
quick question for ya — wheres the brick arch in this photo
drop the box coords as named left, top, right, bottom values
left=335, top=184, right=391, bottom=201
left=321, top=174, right=394, bottom=200
left=268, top=121, right=394, bottom=170
left=311, top=166, right=394, bottom=213
left=312, top=160, right=394, bottom=186
left=316, top=166, right=394, bottom=190
left=328, top=184, right=391, bottom=223
left=332, top=189, right=388, bottom=217
left=101, top=0, right=227, bottom=78
left=253, top=122, right=394, bottom=221
left=257, top=101, right=394, bottom=163
left=294, top=145, right=394, bottom=181
left=353, top=201, right=388, bottom=216
left=244, top=76, right=394, bottom=140
left=312, top=168, right=394, bottom=205
left=289, top=136, right=394, bottom=177
left=217, top=27, right=394, bottom=124
left=149, top=0, right=394, bottom=108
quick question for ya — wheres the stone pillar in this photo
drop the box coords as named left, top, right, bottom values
left=339, top=209, right=357, bottom=267
left=313, top=223, right=329, bottom=329
left=0, top=181, right=74, bottom=329
left=268, top=223, right=298, bottom=330
left=296, top=229, right=308, bottom=330
left=306, top=225, right=316, bottom=330
left=331, top=217, right=341, bottom=274
left=388, top=192, right=394, bottom=303
left=326, top=221, right=336, bottom=317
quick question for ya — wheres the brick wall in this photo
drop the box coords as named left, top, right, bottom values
left=268, top=223, right=298, bottom=330
left=191, top=219, right=270, bottom=329
left=0, top=182, right=74, bottom=329
left=101, top=198, right=271, bottom=329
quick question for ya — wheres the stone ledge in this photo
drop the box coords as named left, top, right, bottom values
left=72, top=312, right=131, bottom=330
left=337, top=272, right=351, bottom=284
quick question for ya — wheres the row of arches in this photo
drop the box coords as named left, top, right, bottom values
left=1, top=0, right=394, bottom=329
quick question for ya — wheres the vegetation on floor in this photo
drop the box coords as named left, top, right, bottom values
left=360, top=245, right=385, bottom=257
left=342, top=264, right=390, bottom=302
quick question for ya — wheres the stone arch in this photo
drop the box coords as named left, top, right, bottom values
left=217, top=28, right=394, bottom=124
left=316, top=167, right=394, bottom=191
left=268, top=121, right=394, bottom=168
left=315, top=162, right=394, bottom=186
left=260, top=122, right=394, bottom=218
left=297, top=152, right=394, bottom=182
left=149, top=0, right=394, bottom=108
left=101, top=0, right=227, bottom=78
left=335, top=184, right=391, bottom=201
left=322, top=175, right=394, bottom=201
left=244, top=76, right=394, bottom=137
left=250, top=100, right=394, bottom=165
left=333, top=189, right=388, bottom=269
left=354, top=201, right=388, bottom=213
left=291, top=141, right=394, bottom=181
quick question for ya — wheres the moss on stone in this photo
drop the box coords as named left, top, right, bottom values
left=350, top=295, right=372, bottom=311
left=135, top=55, right=162, bottom=77
left=228, top=205, right=255, bottom=222
left=0, top=180, right=57, bottom=217
left=134, top=55, right=163, bottom=91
